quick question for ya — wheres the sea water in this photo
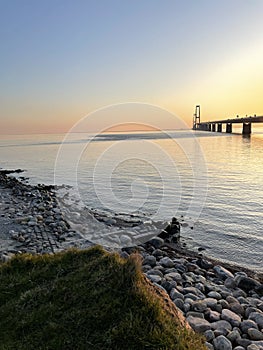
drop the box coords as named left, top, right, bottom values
left=0, top=128, right=262, bottom=272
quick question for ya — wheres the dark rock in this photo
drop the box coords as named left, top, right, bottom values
left=236, top=276, right=261, bottom=293
left=158, top=217, right=180, bottom=243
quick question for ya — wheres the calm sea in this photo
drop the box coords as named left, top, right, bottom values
left=0, top=127, right=263, bottom=272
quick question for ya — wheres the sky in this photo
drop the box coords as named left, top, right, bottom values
left=1, top=0, right=263, bottom=134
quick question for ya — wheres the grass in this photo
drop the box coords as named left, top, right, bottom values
left=0, top=246, right=206, bottom=350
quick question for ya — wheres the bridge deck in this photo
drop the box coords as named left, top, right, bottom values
left=198, top=115, right=263, bottom=126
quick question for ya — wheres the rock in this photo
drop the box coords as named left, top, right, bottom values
left=214, top=328, right=229, bottom=337
left=205, top=329, right=215, bottom=342
left=221, top=309, right=241, bottom=327
left=164, top=272, right=182, bottom=282
left=240, top=320, right=259, bottom=334
left=183, top=286, right=205, bottom=298
left=159, top=257, right=174, bottom=268
left=247, top=328, right=263, bottom=341
left=161, top=280, right=177, bottom=292
left=255, top=285, right=263, bottom=296
left=229, top=302, right=244, bottom=316
left=236, top=276, right=261, bottom=293
left=250, top=341, right=263, bottom=349
left=213, top=335, right=233, bottom=350
left=233, top=347, right=245, bottom=350
left=170, top=288, right=184, bottom=300
left=211, top=320, right=232, bottom=331
left=152, top=248, right=164, bottom=257
left=247, top=345, right=260, bottom=350
left=186, top=311, right=204, bottom=319
left=225, top=277, right=237, bottom=289
left=191, top=300, right=208, bottom=312
left=206, top=342, right=215, bottom=350
left=203, top=298, right=221, bottom=310
left=147, top=269, right=163, bottom=277
left=158, top=217, right=180, bottom=243
left=246, top=307, right=260, bottom=319
left=187, top=316, right=211, bottom=333
left=147, top=274, right=162, bottom=284
left=207, top=310, right=221, bottom=322
left=214, top=266, right=234, bottom=280
left=249, top=312, right=263, bottom=329
left=208, top=291, right=222, bottom=300
left=227, top=330, right=241, bottom=343
left=147, top=237, right=164, bottom=249
left=173, top=298, right=184, bottom=310
left=236, top=338, right=252, bottom=348
left=143, top=255, right=156, bottom=267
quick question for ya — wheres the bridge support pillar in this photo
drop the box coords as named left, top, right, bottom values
left=217, top=123, right=222, bottom=132
left=226, top=123, right=232, bottom=133
left=242, top=122, right=251, bottom=135
left=208, top=124, right=212, bottom=131
left=212, top=124, right=216, bottom=132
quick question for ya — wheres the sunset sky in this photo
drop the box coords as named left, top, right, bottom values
left=1, top=0, right=263, bottom=134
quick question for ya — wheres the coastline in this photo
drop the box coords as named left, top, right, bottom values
left=1, top=169, right=263, bottom=349
left=0, top=168, right=261, bottom=280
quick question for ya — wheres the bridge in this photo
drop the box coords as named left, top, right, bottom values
left=193, top=105, right=263, bottom=135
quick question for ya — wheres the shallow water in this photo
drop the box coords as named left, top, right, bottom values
left=0, top=127, right=262, bottom=271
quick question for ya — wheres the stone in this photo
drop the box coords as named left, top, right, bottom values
left=236, top=276, right=261, bottom=293
left=147, top=237, right=164, bottom=249
left=258, top=303, right=263, bottom=312
left=173, top=298, right=184, bottom=310
left=170, top=288, right=184, bottom=300
left=214, top=329, right=229, bottom=337
left=207, top=310, right=221, bottom=322
left=164, top=272, right=182, bottom=282
left=187, top=316, right=211, bottom=333
left=204, top=298, right=219, bottom=310
left=159, top=257, right=174, bottom=268
left=143, top=255, right=156, bottom=267
left=147, top=269, right=163, bottom=277
left=186, top=311, right=204, bottom=319
left=214, top=266, right=234, bottom=280
left=233, top=347, right=245, bottom=350
left=236, top=338, right=252, bottom=348
left=211, top=320, right=232, bottom=331
left=206, top=342, right=215, bottom=350
left=225, top=277, right=237, bottom=289
left=162, top=280, right=177, bottom=292
left=230, top=302, right=244, bottom=316
left=184, top=293, right=198, bottom=301
left=205, top=329, right=215, bottom=342
left=249, top=312, right=263, bottom=329
left=213, top=335, right=233, bottom=350
left=247, top=328, right=263, bottom=341
left=247, top=345, right=260, bottom=350
left=227, top=330, right=241, bottom=343
left=183, top=286, right=205, bottom=297
left=255, top=285, right=263, bottom=296
left=152, top=248, right=164, bottom=257
left=220, top=300, right=230, bottom=309
left=221, top=309, right=241, bottom=327
left=147, top=274, right=162, bottom=284
left=246, top=307, right=260, bottom=319
left=191, top=300, right=208, bottom=312
left=208, top=291, right=222, bottom=300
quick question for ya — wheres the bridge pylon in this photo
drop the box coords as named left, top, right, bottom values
left=193, top=105, right=201, bottom=130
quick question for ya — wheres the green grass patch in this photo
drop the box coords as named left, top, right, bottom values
left=0, top=246, right=206, bottom=349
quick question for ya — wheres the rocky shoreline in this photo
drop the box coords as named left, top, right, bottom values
left=1, top=169, right=263, bottom=350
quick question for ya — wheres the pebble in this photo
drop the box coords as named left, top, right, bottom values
left=1, top=171, right=263, bottom=350
left=213, top=335, right=233, bottom=350
left=137, top=235, right=263, bottom=349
